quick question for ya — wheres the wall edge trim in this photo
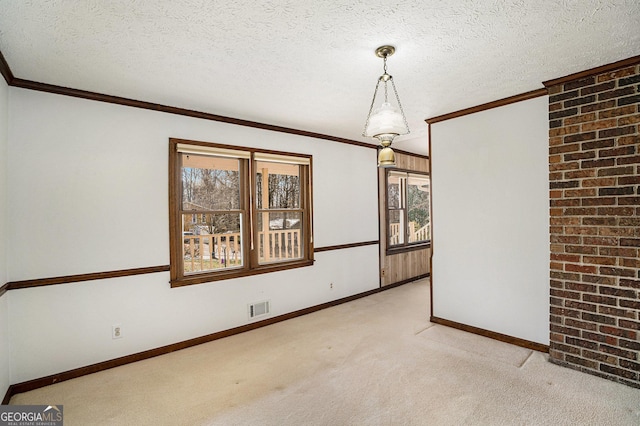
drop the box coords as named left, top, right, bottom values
left=0, top=51, right=13, bottom=85
left=4, top=240, right=382, bottom=290
left=542, top=55, right=640, bottom=87
left=430, top=316, right=550, bottom=353
left=425, top=88, right=548, bottom=124
left=314, top=240, right=379, bottom=253
left=0, top=48, right=436, bottom=155
left=6, top=266, right=171, bottom=290
left=390, top=147, right=429, bottom=160
left=383, top=273, right=430, bottom=289
left=11, top=77, right=374, bottom=150
left=2, top=387, right=11, bottom=405
left=3, top=275, right=428, bottom=401
left=427, top=124, right=434, bottom=319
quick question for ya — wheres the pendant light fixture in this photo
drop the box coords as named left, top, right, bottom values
left=362, top=45, right=410, bottom=168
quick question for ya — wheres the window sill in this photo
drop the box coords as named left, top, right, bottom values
left=385, top=242, right=431, bottom=256
left=170, top=259, right=315, bottom=288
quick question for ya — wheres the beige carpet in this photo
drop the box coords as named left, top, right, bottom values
left=10, top=279, right=640, bottom=425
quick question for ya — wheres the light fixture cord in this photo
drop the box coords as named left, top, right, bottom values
left=382, top=55, right=391, bottom=103
left=384, top=53, right=409, bottom=134
left=362, top=78, right=382, bottom=137
left=383, top=56, right=389, bottom=103
left=362, top=55, right=389, bottom=137
left=391, top=78, right=410, bottom=135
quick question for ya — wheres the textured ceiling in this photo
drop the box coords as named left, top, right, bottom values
left=1, top=0, right=639, bottom=155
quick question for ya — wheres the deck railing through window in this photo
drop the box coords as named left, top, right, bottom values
left=389, top=222, right=430, bottom=246
left=259, top=229, right=301, bottom=263
left=183, top=233, right=242, bottom=273
left=183, top=229, right=301, bottom=273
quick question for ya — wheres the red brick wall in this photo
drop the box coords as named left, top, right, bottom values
left=547, top=62, right=640, bottom=387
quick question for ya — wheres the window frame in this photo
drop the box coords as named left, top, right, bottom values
left=385, top=168, right=430, bottom=255
left=169, top=138, right=314, bottom=287
left=254, top=157, right=308, bottom=266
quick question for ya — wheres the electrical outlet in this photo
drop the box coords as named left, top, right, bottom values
left=112, top=325, right=123, bottom=339
left=381, top=269, right=386, bottom=277
left=330, top=282, right=333, bottom=289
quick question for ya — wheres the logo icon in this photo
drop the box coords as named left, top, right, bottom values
left=0, top=404, right=64, bottom=425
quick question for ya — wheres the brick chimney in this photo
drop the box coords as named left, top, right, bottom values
left=544, top=59, right=639, bottom=387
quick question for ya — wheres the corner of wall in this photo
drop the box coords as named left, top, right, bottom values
left=0, top=70, right=11, bottom=401
left=0, top=61, right=8, bottom=285
left=430, top=95, right=550, bottom=345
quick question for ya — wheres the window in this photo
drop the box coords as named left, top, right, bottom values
left=387, top=170, right=430, bottom=251
left=169, top=139, right=313, bottom=287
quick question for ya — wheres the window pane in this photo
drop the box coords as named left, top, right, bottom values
left=388, top=209, right=405, bottom=246
left=256, top=161, right=300, bottom=209
left=407, top=175, right=430, bottom=243
left=182, top=213, right=243, bottom=274
left=387, top=173, right=401, bottom=209
left=257, top=211, right=303, bottom=264
left=181, top=153, right=240, bottom=210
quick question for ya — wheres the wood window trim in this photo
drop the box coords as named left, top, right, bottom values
left=384, top=168, right=430, bottom=256
left=170, top=259, right=316, bottom=287
left=385, top=242, right=431, bottom=256
left=169, top=138, right=314, bottom=287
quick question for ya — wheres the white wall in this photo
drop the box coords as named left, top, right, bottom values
left=430, top=96, right=549, bottom=344
left=7, top=88, right=380, bottom=383
left=0, top=76, right=10, bottom=399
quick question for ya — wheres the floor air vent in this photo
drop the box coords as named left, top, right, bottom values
left=248, top=301, right=270, bottom=319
